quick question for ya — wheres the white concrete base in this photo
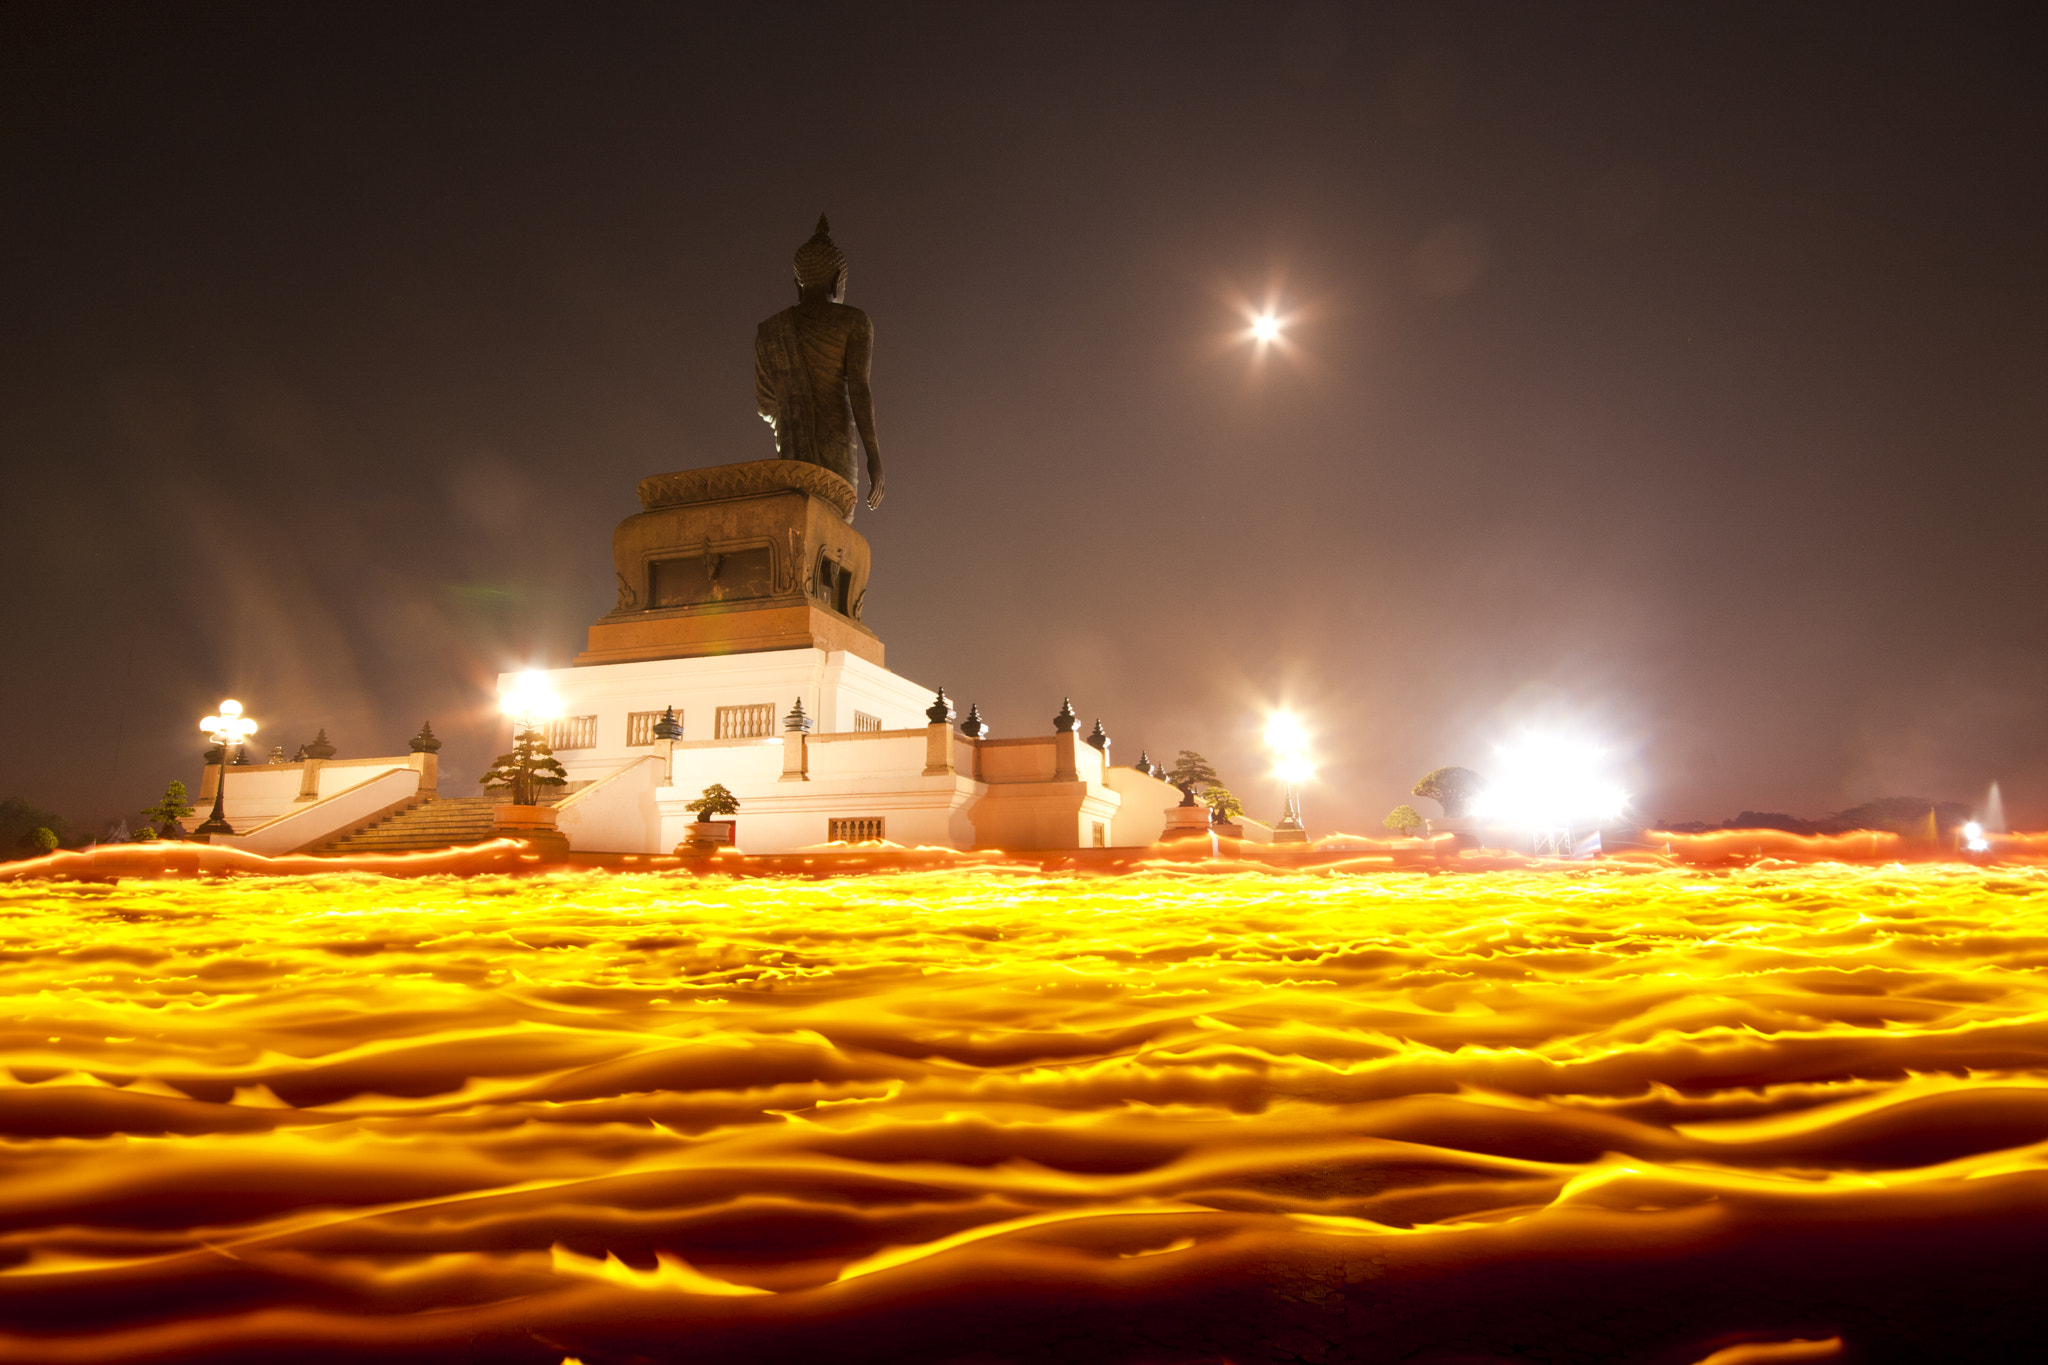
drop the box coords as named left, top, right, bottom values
left=505, top=650, right=1187, bottom=856
left=503, top=649, right=935, bottom=787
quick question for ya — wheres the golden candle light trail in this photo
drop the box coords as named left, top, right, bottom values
left=2, top=860, right=2046, bottom=1363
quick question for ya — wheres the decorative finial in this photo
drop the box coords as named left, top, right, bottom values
left=304, top=729, right=337, bottom=760
left=409, top=721, right=442, bottom=754
left=783, top=697, right=813, bottom=733
left=653, top=706, right=683, bottom=741
left=1135, top=749, right=1155, bottom=777
left=1053, top=698, right=1078, bottom=733
left=815, top=212, right=830, bottom=236
left=926, top=687, right=956, bottom=724
left=959, top=703, right=988, bottom=740
left=267, top=745, right=288, bottom=764
left=1085, top=719, right=1109, bottom=752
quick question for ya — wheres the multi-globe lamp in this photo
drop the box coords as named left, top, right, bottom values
left=193, top=699, right=258, bottom=838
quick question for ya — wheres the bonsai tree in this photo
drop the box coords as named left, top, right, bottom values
left=26, top=827, right=58, bottom=856
left=1412, top=766, right=1482, bottom=819
left=1166, top=750, right=1226, bottom=806
left=685, top=783, right=740, bottom=821
left=1383, top=804, right=1426, bottom=836
left=1165, top=750, right=1219, bottom=791
left=140, top=780, right=195, bottom=839
left=479, top=728, right=568, bottom=806
left=1201, top=784, right=1245, bottom=822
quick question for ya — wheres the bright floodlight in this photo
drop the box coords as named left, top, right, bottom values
left=1472, top=734, right=1626, bottom=831
left=1964, top=821, right=1990, bottom=853
left=1275, top=752, right=1315, bottom=785
left=1265, top=710, right=1311, bottom=841
left=501, top=670, right=561, bottom=727
left=1250, top=312, right=1282, bottom=343
left=1265, top=712, right=1307, bottom=753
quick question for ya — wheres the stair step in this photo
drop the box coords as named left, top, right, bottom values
left=315, top=796, right=523, bottom=855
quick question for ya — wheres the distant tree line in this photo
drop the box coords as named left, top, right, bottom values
left=0, top=796, right=66, bottom=859
left=1657, top=797, right=1974, bottom=838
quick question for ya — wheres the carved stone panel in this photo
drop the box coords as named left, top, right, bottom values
left=650, top=546, right=776, bottom=608
left=637, top=459, right=856, bottom=523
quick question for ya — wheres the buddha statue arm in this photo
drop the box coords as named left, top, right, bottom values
left=846, top=312, right=883, bottom=509
left=753, top=330, right=778, bottom=427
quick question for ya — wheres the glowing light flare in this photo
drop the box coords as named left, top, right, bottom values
left=200, top=698, right=257, bottom=744
left=1263, top=713, right=1307, bottom=754
left=1472, top=733, right=1627, bottom=830
left=500, top=670, right=562, bottom=727
left=1240, top=304, right=1300, bottom=354
left=1963, top=821, right=1990, bottom=853
left=1265, top=711, right=1314, bottom=785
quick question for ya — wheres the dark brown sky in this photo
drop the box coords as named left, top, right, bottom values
left=3, top=1, right=2045, bottom=835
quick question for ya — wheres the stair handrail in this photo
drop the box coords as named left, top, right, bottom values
left=207, top=767, right=422, bottom=856
left=552, top=755, right=666, bottom=813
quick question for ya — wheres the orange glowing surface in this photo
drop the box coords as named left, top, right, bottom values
left=3, top=861, right=2046, bottom=1362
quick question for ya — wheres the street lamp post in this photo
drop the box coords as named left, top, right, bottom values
left=1265, top=712, right=1312, bottom=844
left=1272, top=753, right=1311, bottom=843
left=194, top=700, right=258, bottom=838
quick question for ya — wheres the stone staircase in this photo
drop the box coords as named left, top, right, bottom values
left=315, top=796, right=503, bottom=855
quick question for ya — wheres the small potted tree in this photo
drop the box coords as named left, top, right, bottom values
left=481, top=727, right=570, bottom=853
left=1201, top=783, right=1246, bottom=839
left=1382, top=804, right=1426, bottom=839
left=1159, top=750, right=1225, bottom=842
left=680, top=783, right=740, bottom=852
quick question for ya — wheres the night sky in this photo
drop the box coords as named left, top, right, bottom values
left=3, top=2, right=2044, bottom=836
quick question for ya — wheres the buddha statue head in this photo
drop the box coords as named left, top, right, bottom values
left=793, top=214, right=848, bottom=303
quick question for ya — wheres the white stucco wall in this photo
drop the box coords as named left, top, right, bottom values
left=555, top=754, right=668, bottom=854
left=1104, top=765, right=1184, bottom=847
left=505, top=648, right=938, bottom=787
left=198, top=757, right=420, bottom=826
left=210, top=767, right=421, bottom=855
left=505, top=650, right=1166, bottom=856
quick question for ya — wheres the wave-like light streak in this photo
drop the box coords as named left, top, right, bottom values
left=1, top=861, right=2047, bottom=1361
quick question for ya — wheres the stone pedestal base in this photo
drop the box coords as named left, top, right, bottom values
left=581, top=601, right=882, bottom=667
left=493, top=805, right=570, bottom=858
left=580, top=460, right=883, bottom=667
left=676, top=819, right=735, bottom=854
left=1160, top=805, right=1214, bottom=843
left=1271, top=826, right=1311, bottom=844
left=1427, top=816, right=1481, bottom=851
